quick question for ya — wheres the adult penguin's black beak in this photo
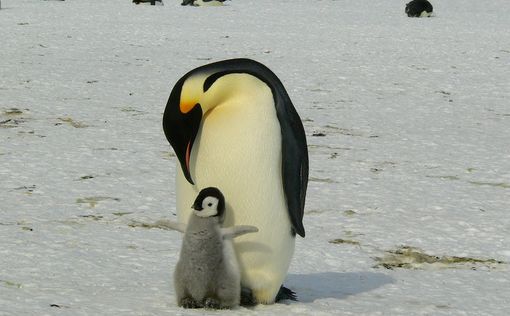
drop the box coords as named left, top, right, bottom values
left=162, top=81, right=202, bottom=185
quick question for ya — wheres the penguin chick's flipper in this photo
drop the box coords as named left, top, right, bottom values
left=221, top=225, right=259, bottom=239
left=275, top=285, right=297, bottom=302
left=153, top=219, right=186, bottom=233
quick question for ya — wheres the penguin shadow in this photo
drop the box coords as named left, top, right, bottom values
left=285, top=271, right=394, bottom=303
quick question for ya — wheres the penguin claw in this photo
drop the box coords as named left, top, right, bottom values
left=275, top=285, right=298, bottom=302
left=203, top=297, right=221, bottom=309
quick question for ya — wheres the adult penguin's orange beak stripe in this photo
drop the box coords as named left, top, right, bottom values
left=162, top=77, right=202, bottom=185
left=180, top=100, right=197, bottom=114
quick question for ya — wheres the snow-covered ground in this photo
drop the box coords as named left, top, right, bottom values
left=1, top=0, right=509, bottom=315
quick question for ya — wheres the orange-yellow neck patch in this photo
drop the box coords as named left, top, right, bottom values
left=179, top=75, right=205, bottom=113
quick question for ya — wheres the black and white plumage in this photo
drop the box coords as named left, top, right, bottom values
left=170, top=187, right=258, bottom=309
left=405, top=0, right=433, bottom=17
left=132, top=0, right=162, bottom=5
left=162, top=58, right=308, bottom=304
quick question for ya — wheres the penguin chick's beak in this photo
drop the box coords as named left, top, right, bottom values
left=162, top=98, right=203, bottom=185
left=192, top=202, right=203, bottom=211
left=191, top=197, right=204, bottom=211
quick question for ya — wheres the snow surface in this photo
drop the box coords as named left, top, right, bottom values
left=1, top=0, right=509, bottom=315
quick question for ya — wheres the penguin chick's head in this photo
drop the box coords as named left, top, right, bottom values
left=162, top=58, right=276, bottom=185
left=192, top=187, right=226, bottom=219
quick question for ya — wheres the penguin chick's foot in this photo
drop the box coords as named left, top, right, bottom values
left=203, top=297, right=221, bottom=309
left=275, top=285, right=298, bottom=302
left=180, top=297, right=202, bottom=309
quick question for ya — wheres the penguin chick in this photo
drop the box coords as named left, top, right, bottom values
left=170, top=187, right=258, bottom=309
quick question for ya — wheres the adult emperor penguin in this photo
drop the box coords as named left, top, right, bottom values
left=405, top=0, right=433, bottom=17
left=162, top=58, right=308, bottom=304
left=181, top=0, right=226, bottom=6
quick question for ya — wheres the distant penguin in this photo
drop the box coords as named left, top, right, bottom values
left=169, top=187, right=258, bottom=309
left=163, top=58, right=308, bottom=304
left=181, top=0, right=226, bottom=6
left=405, top=0, right=433, bottom=17
left=133, top=0, right=162, bottom=5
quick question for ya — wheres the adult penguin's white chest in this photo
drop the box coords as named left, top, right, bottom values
left=174, top=76, right=295, bottom=302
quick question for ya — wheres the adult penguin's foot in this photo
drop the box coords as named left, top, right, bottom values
left=240, top=287, right=257, bottom=306
left=275, top=285, right=297, bottom=302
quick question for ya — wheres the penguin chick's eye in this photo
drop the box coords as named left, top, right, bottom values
left=202, top=197, right=219, bottom=210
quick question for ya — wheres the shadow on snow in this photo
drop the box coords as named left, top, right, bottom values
left=285, top=272, right=394, bottom=303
